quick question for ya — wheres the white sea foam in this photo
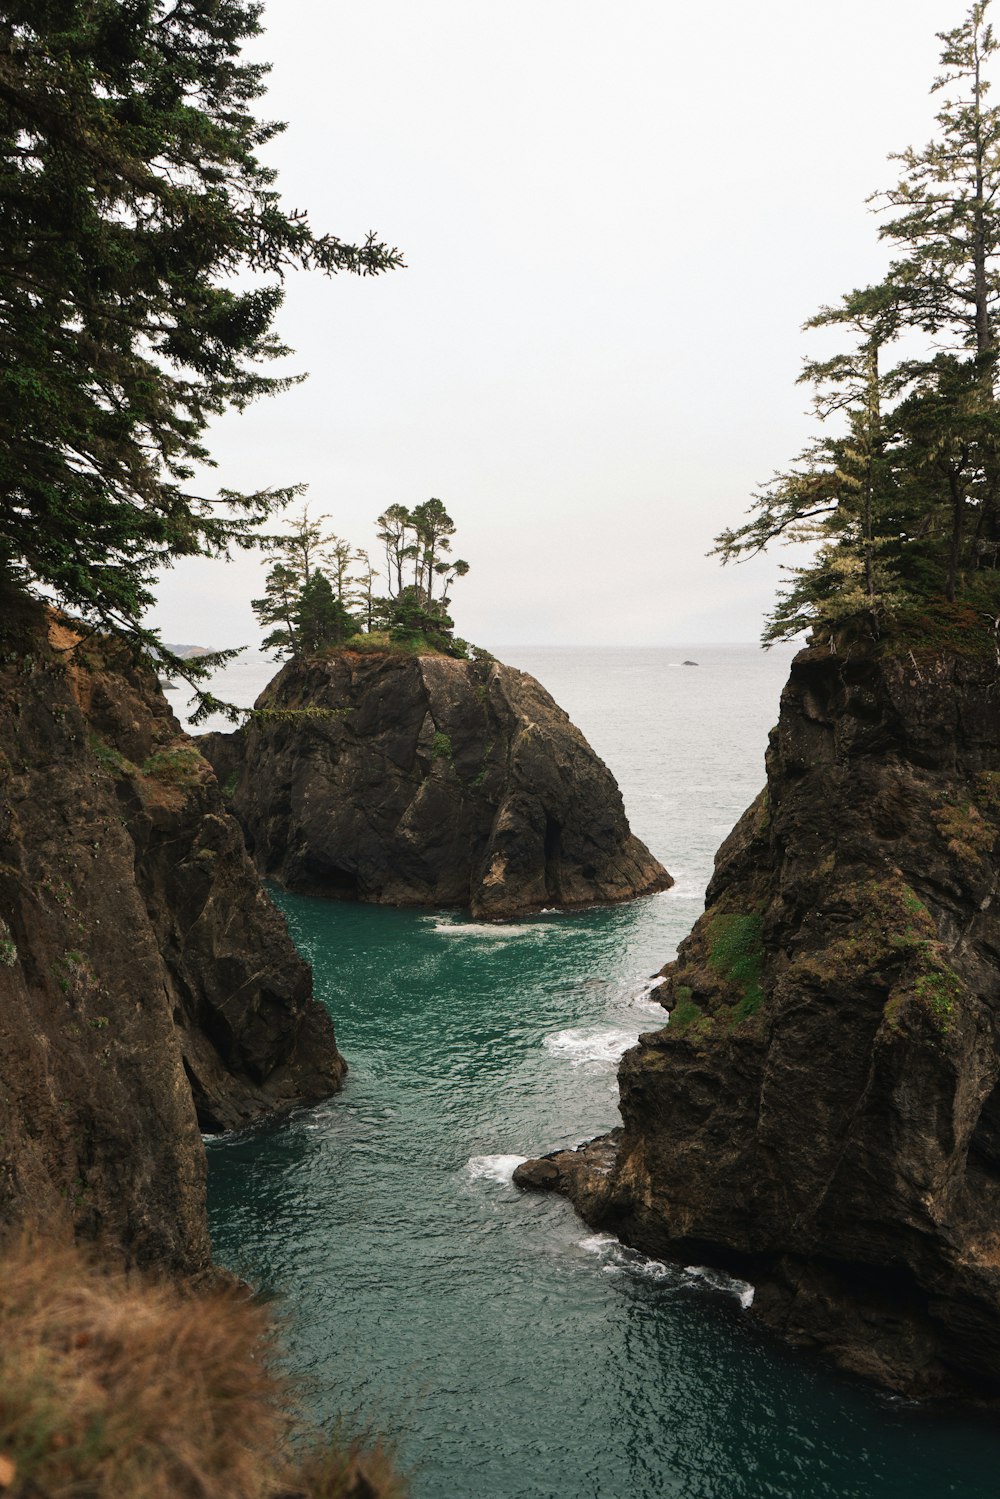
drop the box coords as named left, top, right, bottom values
left=465, top=1153, right=527, bottom=1183
left=684, top=1264, right=756, bottom=1310
left=578, top=1234, right=755, bottom=1307
left=666, top=877, right=703, bottom=902
left=431, top=919, right=567, bottom=940
left=579, top=1232, right=619, bottom=1255
left=543, top=1026, right=637, bottom=1066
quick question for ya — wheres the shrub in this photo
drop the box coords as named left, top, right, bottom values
left=0, top=1239, right=405, bottom=1499
left=141, top=746, right=206, bottom=786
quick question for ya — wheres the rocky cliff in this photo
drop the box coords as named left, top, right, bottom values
left=0, top=590, right=345, bottom=1274
left=200, top=649, right=670, bottom=919
left=516, top=634, right=1000, bottom=1400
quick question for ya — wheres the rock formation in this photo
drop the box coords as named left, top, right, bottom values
left=200, top=649, right=670, bottom=919
left=516, top=634, right=1000, bottom=1400
left=0, top=589, right=345, bottom=1274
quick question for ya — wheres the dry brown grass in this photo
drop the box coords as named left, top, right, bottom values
left=0, top=1239, right=404, bottom=1499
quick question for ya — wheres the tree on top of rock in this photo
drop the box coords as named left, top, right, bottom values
left=716, top=1, right=1000, bottom=641
left=253, top=501, right=472, bottom=659
left=0, top=1, right=401, bottom=714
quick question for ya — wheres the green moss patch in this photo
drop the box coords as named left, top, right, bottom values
left=88, top=734, right=135, bottom=779
left=141, top=746, right=205, bottom=786
left=708, top=912, right=765, bottom=1017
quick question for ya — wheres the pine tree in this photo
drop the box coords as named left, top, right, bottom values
left=294, top=571, right=355, bottom=655
left=0, top=1, right=401, bottom=708
left=716, top=3, right=1000, bottom=639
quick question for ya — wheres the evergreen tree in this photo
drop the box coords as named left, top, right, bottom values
left=876, top=2, right=1000, bottom=362
left=411, top=497, right=455, bottom=600
left=716, top=2, right=1000, bottom=640
left=295, top=571, right=355, bottom=654
left=375, top=504, right=415, bottom=597
left=250, top=561, right=302, bottom=658
left=0, top=1, right=401, bottom=708
left=354, top=549, right=379, bottom=630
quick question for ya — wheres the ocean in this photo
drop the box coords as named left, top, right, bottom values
left=182, top=646, right=1000, bottom=1499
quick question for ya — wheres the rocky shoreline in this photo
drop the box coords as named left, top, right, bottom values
left=0, top=591, right=345, bottom=1272
left=516, top=637, right=1000, bottom=1402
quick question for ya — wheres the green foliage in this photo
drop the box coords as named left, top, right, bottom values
left=671, top=996, right=703, bottom=1030
left=912, top=967, right=963, bottom=1029
left=141, top=746, right=204, bottom=786
left=88, top=733, right=133, bottom=779
left=716, top=3, right=1000, bottom=642
left=0, top=2, right=401, bottom=708
left=707, top=913, right=765, bottom=1015
left=296, top=571, right=358, bottom=655
left=254, top=504, right=473, bottom=662
left=249, top=705, right=347, bottom=724
left=430, top=731, right=453, bottom=761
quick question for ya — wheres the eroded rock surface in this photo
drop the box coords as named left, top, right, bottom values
left=518, top=639, right=1000, bottom=1400
left=200, top=651, right=670, bottom=919
left=0, top=591, right=345, bottom=1273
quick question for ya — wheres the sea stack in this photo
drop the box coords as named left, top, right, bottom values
left=200, top=649, right=670, bottom=919
left=516, top=633, right=1000, bottom=1401
left=0, top=591, right=345, bottom=1273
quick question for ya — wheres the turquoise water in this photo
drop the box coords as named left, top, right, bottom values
left=206, top=647, right=1000, bottom=1497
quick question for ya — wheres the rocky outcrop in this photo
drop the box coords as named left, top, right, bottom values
left=200, top=649, right=670, bottom=919
left=517, top=636, right=1000, bottom=1401
left=0, top=590, right=345, bottom=1274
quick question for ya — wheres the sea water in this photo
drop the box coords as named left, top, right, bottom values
left=196, top=647, right=1000, bottom=1498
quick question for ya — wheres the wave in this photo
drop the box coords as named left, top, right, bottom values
left=543, top=1025, right=637, bottom=1066
left=684, top=1263, right=756, bottom=1310
left=430, top=918, right=574, bottom=940
left=465, top=1153, right=527, bottom=1183
left=579, top=1234, right=755, bottom=1307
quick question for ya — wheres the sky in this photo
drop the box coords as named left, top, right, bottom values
left=149, top=0, right=964, bottom=653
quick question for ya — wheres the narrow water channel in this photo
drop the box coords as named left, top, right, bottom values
left=206, top=647, right=1000, bottom=1498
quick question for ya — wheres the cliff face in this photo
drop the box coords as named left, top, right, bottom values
left=516, top=639, right=1000, bottom=1399
left=200, top=650, right=670, bottom=919
left=0, top=592, right=345, bottom=1274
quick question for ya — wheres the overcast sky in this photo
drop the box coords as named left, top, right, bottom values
left=149, top=0, right=963, bottom=652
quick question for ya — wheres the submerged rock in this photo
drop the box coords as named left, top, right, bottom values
left=200, top=649, right=670, bottom=919
left=0, top=590, right=345, bottom=1273
left=518, top=636, right=1000, bottom=1401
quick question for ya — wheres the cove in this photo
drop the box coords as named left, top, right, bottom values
left=206, top=648, right=1000, bottom=1497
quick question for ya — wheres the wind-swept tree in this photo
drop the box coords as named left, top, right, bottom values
left=253, top=508, right=359, bottom=659
left=250, top=561, right=303, bottom=658
left=375, top=504, right=416, bottom=597
left=717, top=2, right=1000, bottom=639
left=354, top=549, right=379, bottom=630
left=411, top=498, right=455, bottom=599
left=0, top=0, right=401, bottom=713
left=876, top=2, right=1000, bottom=363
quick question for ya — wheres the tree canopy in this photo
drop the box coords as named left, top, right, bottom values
left=252, top=501, right=472, bottom=661
left=716, top=2, right=1000, bottom=645
left=0, top=0, right=402, bottom=709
